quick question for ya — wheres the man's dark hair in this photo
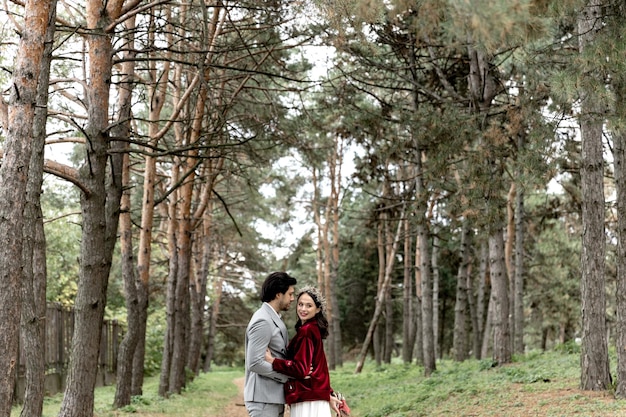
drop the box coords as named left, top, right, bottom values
left=260, top=272, right=297, bottom=302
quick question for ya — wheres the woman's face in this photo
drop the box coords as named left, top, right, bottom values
left=297, top=293, right=321, bottom=323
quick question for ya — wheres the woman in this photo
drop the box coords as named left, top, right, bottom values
left=265, top=286, right=341, bottom=417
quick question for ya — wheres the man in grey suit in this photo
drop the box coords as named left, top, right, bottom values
left=244, top=271, right=297, bottom=417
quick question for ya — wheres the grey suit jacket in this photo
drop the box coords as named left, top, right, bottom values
left=244, top=302, right=290, bottom=404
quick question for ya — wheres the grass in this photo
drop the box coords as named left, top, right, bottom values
left=12, top=352, right=626, bottom=417
left=330, top=351, right=626, bottom=416
left=12, top=367, right=241, bottom=417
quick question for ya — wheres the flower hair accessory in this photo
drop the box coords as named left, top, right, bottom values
left=297, top=285, right=327, bottom=315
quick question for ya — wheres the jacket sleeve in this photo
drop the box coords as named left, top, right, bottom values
left=272, top=330, right=314, bottom=379
left=246, top=319, right=289, bottom=383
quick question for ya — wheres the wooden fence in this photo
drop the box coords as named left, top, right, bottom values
left=14, top=304, right=123, bottom=402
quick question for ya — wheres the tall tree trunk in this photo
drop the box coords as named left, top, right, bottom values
left=578, top=0, right=611, bottom=391
left=204, top=271, right=224, bottom=372
left=19, top=3, right=56, bottom=415
left=192, top=160, right=223, bottom=374
left=187, top=174, right=216, bottom=376
left=383, top=195, right=394, bottom=364
left=416, top=159, right=435, bottom=375
left=402, top=217, right=414, bottom=363
left=466, top=246, right=480, bottom=360
left=373, top=211, right=386, bottom=366
left=187, top=169, right=216, bottom=378
left=513, top=146, right=525, bottom=354
left=159, top=199, right=179, bottom=397
left=490, top=229, right=511, bottom=365
left=161, top=78, right=206, bottom=396
left=406, top=34, right=435, bottom=374
left=114, top=152, right=139, bottom=409
left=59, top=2, right=125, bottom=415
left=188, top=207, right=212, bottom=376
left=413, top=294, right=423, bottom=365
left=158, top=1, right=211, bottom=393
left=323, top=220, right=336, bottom=368
left=467, top=29, right=501, bottom=361
left=481, top=292, right=494, bottom=359
left=431, top=233, right=440, bottom=360
left=311, top=166, right=336, bottom=369
left=384, top=287, right=393, bottom=363
left=328, top=141, right=343, bottom=368
left=167, top=158, right=194, bottom=396
left=355, top=206, right=405, bottom=373
left=453, top=223, right=471, bottom=361
left=188, top=246, right=209, bottom=376
left=0, top=1, right=53, bottom=414
left=613, top=38, right=626, bottom=399
left=418, top=219, right=435, bottom=375
left=414, top=224, right=424, bottom=366
left=506, top=183, right=516, bottom=350
left=477, top=240, right=489, bottom=359
left=130, top=6, right=174, bottom=397
left=158, top=5, right=186, bottom=398
left=113, top=15, right=139, bottom=408
left=187, top=9, right=229, bottom=376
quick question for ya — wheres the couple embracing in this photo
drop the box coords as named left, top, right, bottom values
left=244, top=272, right=343, bottom=417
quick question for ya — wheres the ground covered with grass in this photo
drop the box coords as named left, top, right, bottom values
left=331, top=350, right=626, bottom=416
left=13, top=350, right=626, bottom=417
left=12, top=367, right=242, bottom=417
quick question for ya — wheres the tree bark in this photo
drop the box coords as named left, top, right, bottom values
left=114, top=152, right=139, bottom=409
left=506, top=183, right=516, bottom=351
left=613, top=40, right=626, bottom=399
left=490, top=229, right=511, bottom=365
left=0, top=1, right=53, bottom=414
left=129, top=5, right=175, bottom=397
left=416, top=158, right=436, bottom=376
left=112, top=14, right=139, bottom=408
left=414, top=225, right=424, bottom=366
left=58, top=1, right=125, bottom=415
left=453, top=223, right=471, bottom=361
left=188, top=164, right=221, bottom=376
left=578, top=0, right=611, bottom=391
left=204, top=271, right=223, bottom=372
left=477, top=240, right=489, bottom=359
left=413, top=294, right=423, bottom=365
left=373, top=210, right=386, bottom=366
left=431, top=232, right=440, bottom=360
left=611, top=0, right=626, bottom=398
left=402, top=216, right=414, bottom=363
left=355, top=206, right=405, bottom=374
left=384, top=285, right=393, bottom=363
left=481, top=290, right=494, bottom=359
left=513, top=147, right=525, bottom=354
left=19, top=3, right=56, bottom=415
left=466, top=243, right=480, bottom=360
left=383, top=193, right=394, bottom=363
left=159, top=200, right=179, bottom=397
left=328, top=139, right=344, bottom=368
left=160, top=71, right=207, bottom=396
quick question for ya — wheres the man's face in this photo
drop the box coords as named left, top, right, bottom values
left=277, top=285, right=296, bottom=312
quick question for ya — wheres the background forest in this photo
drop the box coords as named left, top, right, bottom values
left=0, top=0, right=625, bottom=417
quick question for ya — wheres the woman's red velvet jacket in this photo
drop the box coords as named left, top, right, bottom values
left=270, top=320, right=332, bottom=405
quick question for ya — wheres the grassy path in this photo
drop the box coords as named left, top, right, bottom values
left=12, top=352, right=626, bottom=417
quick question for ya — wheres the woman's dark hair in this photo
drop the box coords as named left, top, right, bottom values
left=295, top=289, right=329, bottom=339
left=260, top=271, right=297, bottom=302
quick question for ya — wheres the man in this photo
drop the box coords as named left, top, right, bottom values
left=244, top=271, right=297, bottom=417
